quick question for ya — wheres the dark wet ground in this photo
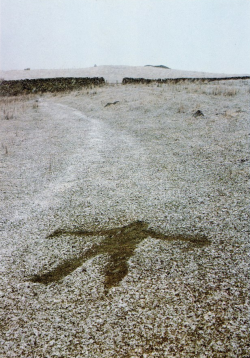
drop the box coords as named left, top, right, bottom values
left=29, top=221, right=210, bottom=291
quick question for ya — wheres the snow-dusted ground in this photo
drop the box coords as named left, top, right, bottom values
left=0, top=68, right=249, bottom=357
left=0, top=64, right=245, bottom=83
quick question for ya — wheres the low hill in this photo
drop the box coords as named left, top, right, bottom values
left=1, top=65, right=247, bottom=83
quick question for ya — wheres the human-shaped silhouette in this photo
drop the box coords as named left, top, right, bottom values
left=29, top=221, right=209, bottom=291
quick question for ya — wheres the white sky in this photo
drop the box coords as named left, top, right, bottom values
left=1, top=0, right=250, bottom=74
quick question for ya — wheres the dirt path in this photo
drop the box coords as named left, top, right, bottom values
left=35, top=98, right=153, bottom=214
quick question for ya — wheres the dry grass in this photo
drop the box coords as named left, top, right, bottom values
left=1, top=143, right=8, bottom=155
left=174, top=80, right=244, bottom=97
left=177, top=104, right=185, bottom=113
left=0, top=94, right=40, bottom=120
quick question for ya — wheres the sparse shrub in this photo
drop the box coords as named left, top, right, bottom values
left=193, top=85, right=202, bottom=93
left=205, top=84, right=239, bottom=96
left=224, top=88, right=238, bottom=96
left=3, top=111, right=14, bottom=120
left=177, top=104, right=185, bottom=113
left=212, top=86, right=223, bottom=95
left=2, top=144, right=8, bottom=155
left=0, top=95, right=30, bottom=120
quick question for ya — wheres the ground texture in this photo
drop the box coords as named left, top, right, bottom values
left=0, top=78, right=249, bottom=357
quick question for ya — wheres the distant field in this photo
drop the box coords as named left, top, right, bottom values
left=1, top=64, right=247, bottom=83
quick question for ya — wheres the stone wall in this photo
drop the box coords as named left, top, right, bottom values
left=122, top=76, right=250, bottom=85
left=0, top=77, right=105, bottom=96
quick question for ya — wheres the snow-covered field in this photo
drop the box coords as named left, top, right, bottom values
left=0, top=67, right=249, bottom=357
left=0, top=64, right=245, bottom=83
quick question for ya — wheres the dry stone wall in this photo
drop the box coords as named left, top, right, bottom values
left=0, top=77, right=105, bottom=96
left=122, top=76, right=250, bottom=85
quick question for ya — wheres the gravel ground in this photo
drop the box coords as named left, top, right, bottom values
left=0, top=79, right=249, bottom=357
